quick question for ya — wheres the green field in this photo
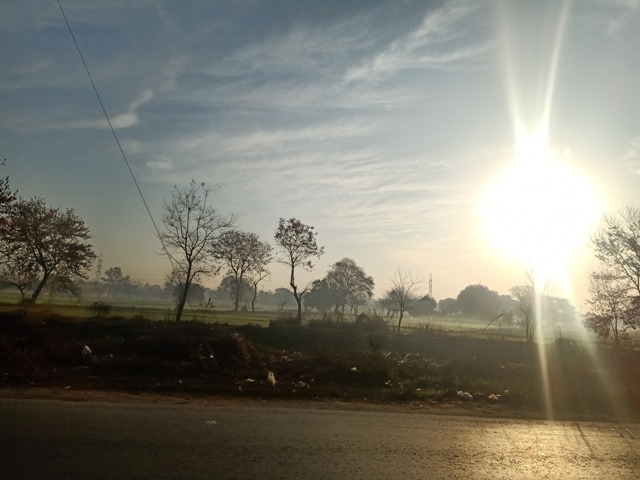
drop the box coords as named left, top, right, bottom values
left=0, top=290, right=609, bottom=345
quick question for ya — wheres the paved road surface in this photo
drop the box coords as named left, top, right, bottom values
left=1, top=399, right=639, bottom=479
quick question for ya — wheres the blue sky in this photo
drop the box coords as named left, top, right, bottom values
left=2, top=0, right=640, bottom=309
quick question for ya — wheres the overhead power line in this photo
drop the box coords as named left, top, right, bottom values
left=56, top=0, right=172, bottom=266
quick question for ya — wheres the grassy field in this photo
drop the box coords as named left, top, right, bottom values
left=1, top=291, right=636, bottom=346
left=0, top=292, right=277, bottom=326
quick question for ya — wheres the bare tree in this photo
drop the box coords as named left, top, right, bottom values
left=274, top=218, right=324, bottom=324
left=212, top=230, right=272, bottom=311
left=587, top=205, right=640, bottom=343
left=509, top=270, right=550, bottom=343
left=158, top=181, right=236, bottom=321
left=247, top=257, right=272, bottom=312
left=584, top=270, right=638, bottom=344
left=510, top=283, right=536, bottom=342
left=386, top=266, right=421, bottom=332
left=0, top=196, right=96, bottom=305
left=591, top=205, right=640, bottom=297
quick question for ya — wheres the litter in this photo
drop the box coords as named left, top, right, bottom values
left=457, top=391, right=473, bottom=400
left=267, top=371, right=276, bottom=386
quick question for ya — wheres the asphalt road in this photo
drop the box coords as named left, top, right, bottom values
left=1, top=399, right=639, bottom=479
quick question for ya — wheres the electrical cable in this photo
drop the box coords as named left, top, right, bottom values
left=56, top=0, right=173, bottom=265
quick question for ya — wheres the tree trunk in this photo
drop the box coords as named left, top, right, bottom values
left=397, top=311, right=404, bottom=333
left=289, top=265, right=302, bottom=325
left=233, top=278, right=240, bottom=311
left=296, top=294, right=302, bottom=324
left=292, top=290, right=302, bottom=325
left=251, top=284, right=258, bottom=312
left=175, top=267, right=192, bottom=322
left=28, top=272, right=50, bottom=305
left=175, top=284, right=189, bottom=322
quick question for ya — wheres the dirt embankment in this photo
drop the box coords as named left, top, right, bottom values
left=1, top=310, right=639, bottom=421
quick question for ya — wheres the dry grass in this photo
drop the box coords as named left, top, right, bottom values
left=1, top=309, right=638, bottom=419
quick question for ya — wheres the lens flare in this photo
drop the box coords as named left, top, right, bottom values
left=485, top=1, right=607, bottom=419
left=480, top=134, right=602, bottom=284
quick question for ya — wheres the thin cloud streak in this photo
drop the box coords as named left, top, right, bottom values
left=45, top=88, right=154, bottom=130
left=345, top=2, right=488, bottom=82
left=622, top=136, right=640, bottom=175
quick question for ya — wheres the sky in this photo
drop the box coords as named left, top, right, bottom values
left=1, top=0, right=640, bottom=310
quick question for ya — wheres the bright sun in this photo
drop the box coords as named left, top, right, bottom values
left=480, top=131, right=603, bottom=283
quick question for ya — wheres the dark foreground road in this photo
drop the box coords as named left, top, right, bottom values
left=1, top=399, right=639, bottom=479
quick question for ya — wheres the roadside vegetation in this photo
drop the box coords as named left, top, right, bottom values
left=1, top=172, right=640, bottom=419
left=1, top=306, right=639, bottom=420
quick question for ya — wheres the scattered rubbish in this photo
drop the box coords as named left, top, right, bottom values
left=457, top=390, right=473, bottom=400
left=488, top=394, right=499, bottom=401
left=81, top=344, right=100, bottom=364
left=415, top=388, right=422, bottom=392
left=267, top=371, right=276, bottom=386
left=350, top=367, right=360, bottom=373
left=64, top=386, right=71, bottom=390
left=205, top=420, right=217, bottom=425
left=244, top=378, right=255, bottom=383
left=295, top=381, right=309, bottom=388
left=503, top=389, right=510, bottom=396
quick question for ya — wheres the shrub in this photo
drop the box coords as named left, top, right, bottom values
left=307, top=312, right=389, bottom=332
left=89, top=302, right=111, bottom=318
left=353, top=313, right=389, bottom=332
left=269, top=312, right=300, bottom=327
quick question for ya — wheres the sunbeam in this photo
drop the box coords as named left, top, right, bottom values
left=484, top=1, right=606, bottom=419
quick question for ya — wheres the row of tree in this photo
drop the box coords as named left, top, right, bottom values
left=2, top=171, right=638, bottom=343
left=155, top=181, right=325, bottom=321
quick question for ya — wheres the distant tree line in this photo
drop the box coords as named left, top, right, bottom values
left=2, top=171, right=638, bottom=345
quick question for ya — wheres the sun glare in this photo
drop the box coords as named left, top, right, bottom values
left=480, top=130, right=603, bottom=285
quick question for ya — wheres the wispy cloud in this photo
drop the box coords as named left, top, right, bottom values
left=606, top=0, right=640, bottom=34
left=166, top=1, right=486, bottom=115
left=622, top=135, right=640, bottom=175
left=50, top=88, right=154, bottom=130
left=345, top=2, right=489, bottom=82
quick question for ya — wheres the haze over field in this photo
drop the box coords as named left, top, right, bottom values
left=2, top=0, right=640, bottom=309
